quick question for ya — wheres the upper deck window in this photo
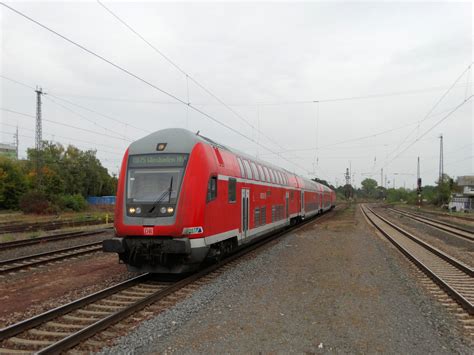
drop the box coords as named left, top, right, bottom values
left=262, top=166, right=270, bottom=182
left=243, top=160, right=253, bottom=179
left=270, top=169, right=276, bottom=183
left=237, top=158, right=245, bottom=177
left=257, top=165, right=264, bottom=182
left=250, top=161, right=259, bottom=180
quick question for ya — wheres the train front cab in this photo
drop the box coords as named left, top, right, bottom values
left=104, top=130, right=221, bottom=273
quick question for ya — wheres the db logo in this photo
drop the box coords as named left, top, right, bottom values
left=143, top=227, right=154, bottom=235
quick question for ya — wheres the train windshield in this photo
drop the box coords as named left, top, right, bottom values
left=126, top=153, right=189, bottom=204
left=127, top=168, right=183, bottom=203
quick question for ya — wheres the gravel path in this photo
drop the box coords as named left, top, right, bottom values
left=100, top=205, right=471, bottom=354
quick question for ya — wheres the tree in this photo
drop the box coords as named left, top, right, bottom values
left=0, top=157, right=28, bottom=209
left=434, top=174, right=453, bottom=206
left=361, top=178, right=378, bottom=198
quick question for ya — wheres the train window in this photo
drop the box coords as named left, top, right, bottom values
left=237, top=158, right=245, bottom=178
left=207, top=176, right=217, bottom=202
left=257, top=164, right=264, bottom=182
left=254, top=208, right=260, bottom=227
left=243, top=160, right=253, bottom=179
left=228, top=178, right=236, bottom=203
left=250, top=161, right=259, bottom=180
left=270, top=169, right=276, bottom=183
left=261, top=206, right=266, bottom=225
left=262, top=166, right=270, bottom=182
left=276, top=171, right=282, bottom=185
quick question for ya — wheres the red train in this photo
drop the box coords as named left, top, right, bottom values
left=103, top=128, right=336, bottom=273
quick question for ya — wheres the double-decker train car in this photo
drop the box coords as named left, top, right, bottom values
left=103, top=128, right=336, bottom=273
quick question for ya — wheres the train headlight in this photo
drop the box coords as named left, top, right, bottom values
left=167, top=207, right=174, bottom=214
left=160, top=207, right=167, bottom=214
left=135, top=207, right=141, bottom=214
left=129, top=207, right=136, bottom=214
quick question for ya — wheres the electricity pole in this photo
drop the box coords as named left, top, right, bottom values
left=14, top=126, right=19, bottom=159
left=35, top=87, right=44, bottom=188
left=438, top=134, right=444, bottom=183
left=380, top=168, right=383, bottom=188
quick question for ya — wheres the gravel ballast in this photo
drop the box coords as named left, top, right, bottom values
left=100, top=205, right=471, bottom=354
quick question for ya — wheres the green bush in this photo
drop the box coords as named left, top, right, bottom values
left=58, top=194, right=88, bottom=212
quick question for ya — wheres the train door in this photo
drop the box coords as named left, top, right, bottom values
left=301, top=191, right=305, bottom=216
left=241, top=188, right=250, bottom=239
left=285, top=191, right=289, bottom=219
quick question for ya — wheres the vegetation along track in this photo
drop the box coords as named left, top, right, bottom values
left=0, top=207, right=339, bottom=354
left=0, top=241, right=103, bottom=276
left=0, top=228, right=111, bottom=251
left=361, top=205, right=474, bottom=316
left=388, top=208, right=474, bottom=242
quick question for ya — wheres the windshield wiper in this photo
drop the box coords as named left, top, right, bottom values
left=148, top=176, right=174, bottom=213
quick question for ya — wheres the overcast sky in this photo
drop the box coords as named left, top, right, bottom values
left=1, top=1, right=472, bottom=188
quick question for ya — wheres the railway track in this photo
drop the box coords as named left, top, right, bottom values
left=361, top=205, right=474, bottom=316
left=0, top=228, right=111, bottom=251
left=388, top=208, right=474, bottom=242
left=0, top=218, right=112, bottom=235
left=0, top=241, right=103, bottom=276
left=0, top=208, right=339, bottom=354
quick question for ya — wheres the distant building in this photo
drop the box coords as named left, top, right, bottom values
left=0, top=143, right=16, bottom=159
left=449, top=175, right=474, bottom=212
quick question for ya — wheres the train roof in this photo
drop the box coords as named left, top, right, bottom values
left=129, top=128, right=333, bottom=192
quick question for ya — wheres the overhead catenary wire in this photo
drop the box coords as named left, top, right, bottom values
left=383, top=63, right=473, bottom=163
left=0, top=74, right=149, bottom=135
left=0, top=107, right=134, bottom=142
left=2, top=121, right=125, bottom=153
left=95, top=0, right=293, bottom=155
left=381, top=95, right=473, bottom=170
left=1, top=2, right=311, bottom=174
left=45, top=96, right=132, bottom=142
left=0, top=127, right=124, bottom=159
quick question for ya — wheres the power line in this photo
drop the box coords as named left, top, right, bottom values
left=0, top=127, right=123, bottom=159
left=0, top=74, right=149, bottom=135
left=0, top=107, right=133, bottom=142
left=382, top=95, right=473, bottom=169
left=45, top=96, right=132, bottom=141
left=2, top=121, right=124, bottom=153
left=95, top=0, right=289, bottom=153
left=384, top=63, right=473, bottom=163
left=1, top=3, right=310, bottom=174
left=43, top=82, right=474, bottom=107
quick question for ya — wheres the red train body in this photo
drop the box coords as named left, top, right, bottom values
left=103, top=129, right=336, bottom=273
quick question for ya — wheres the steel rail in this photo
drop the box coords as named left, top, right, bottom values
left=362, top=205, right=474, bottom=315
left=0, top=241, right=103, bottom=275
left=0, top=207, right=340, bottom=354
left=0, top=228, right=111, bottom=251
left=389, top=208, right=474, bottom=241
left=0, top=273, right=150, bottom=340
left=0, top=218, right=113, bottom=235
